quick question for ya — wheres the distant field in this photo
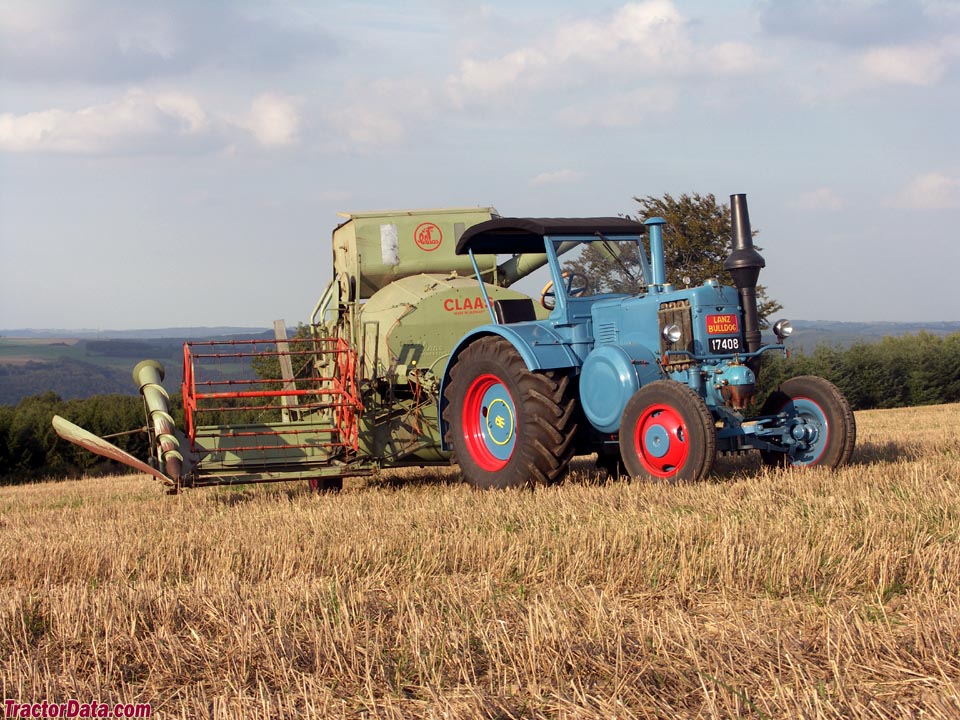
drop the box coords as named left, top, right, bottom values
left=0, top=333, right=275, bottom=404
left=0, top=337, right=81, bottom=347
left=0, top=339, right=147, bottom=403
left=0, top=355, right=53, bottom=366
left=0, top=336, right=176, bottom=364
left=0, top=337, right=81, bottom=364
left=1, top=404, right=958, bottom=718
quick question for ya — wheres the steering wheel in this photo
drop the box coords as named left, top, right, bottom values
left=540, top=271, right=590, bottom=310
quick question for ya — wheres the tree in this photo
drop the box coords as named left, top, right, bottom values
left=563, top=192, right=782, bottom=325
left=250, top=323, right=315, bottom=388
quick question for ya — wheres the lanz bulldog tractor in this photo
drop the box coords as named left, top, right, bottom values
left=439, top=194, right=855, bottom=488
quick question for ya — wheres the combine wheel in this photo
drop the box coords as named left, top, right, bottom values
left=444, top=336, right=577, bottom=489
left=759, top=375, right=855, bottom=469
left=619, top=381, right=716, bottom=482
left=595, top=452, right=627, bottom=479
left=308, top=478, right=343, bottom=493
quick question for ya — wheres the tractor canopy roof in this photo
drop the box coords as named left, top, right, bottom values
left=456, top=217, right=644, bottom=255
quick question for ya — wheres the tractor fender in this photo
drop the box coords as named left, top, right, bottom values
left=579, top=343, right=662, bottom=434
left=438, top=323, right=580, bottom=451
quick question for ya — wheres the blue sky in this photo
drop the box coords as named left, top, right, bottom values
left=1, top=0, right=958, bottom=329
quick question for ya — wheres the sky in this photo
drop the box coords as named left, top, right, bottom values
left=1, top=0, right=958, bottom=330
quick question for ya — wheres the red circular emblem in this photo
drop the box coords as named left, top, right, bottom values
left=414, top=222, right=443, bottom=252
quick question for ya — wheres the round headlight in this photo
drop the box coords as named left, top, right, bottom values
left=662, top=323, right=682, bottom=344
left=773, top=319, right=793, bottom=339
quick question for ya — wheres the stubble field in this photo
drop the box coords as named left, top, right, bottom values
left=1, top=403, right=959, bottom=718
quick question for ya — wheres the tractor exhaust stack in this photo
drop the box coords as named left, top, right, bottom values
left=724, top=194, right=765, bottom=364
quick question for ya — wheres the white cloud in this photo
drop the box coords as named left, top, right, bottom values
left=860, top=43, right=951, bottom=85
left=706, top=42, right=768, bottom=75
left=795, top=187, right=844, bottom=210
left=328, top=107, right=406, bottom=150
left=323, top=78, right=437, bottom=152
left=558, top=88, right=677, bottom=128
left=529, top=169, right=585, bottom=187
left=0, top=90, right=213, bottom=155
left=896, top=172, right=960, bottom=209
left=0, top=90, right=309, bottom=155
left=0, top=0, right=334, bottom=84
left=446, top=1, right=762, bottom=106
left=242, top=94, right=302, bottom=147
left=452, top=48, right=550, bottom=103
left=552, top=1, right=690, bottom=66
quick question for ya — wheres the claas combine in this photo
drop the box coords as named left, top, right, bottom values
left=55, top=207, right=555, bottom=491
left=54, top=195, right=855, bottom=492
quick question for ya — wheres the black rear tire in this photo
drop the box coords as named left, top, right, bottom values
left=444, top=336, right=577, bottom=489
left=619, top=381, right=716, bottom=482
left=759, top=375, right=855, bottom=469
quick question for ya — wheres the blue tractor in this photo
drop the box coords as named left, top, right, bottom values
left=439, top=194, right=856, bottom=488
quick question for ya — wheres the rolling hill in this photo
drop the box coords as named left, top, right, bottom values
left=0, top=328, right=273, bottom=404
left=1, top=320, right=958, bottom=405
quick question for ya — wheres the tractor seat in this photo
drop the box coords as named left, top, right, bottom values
left=493, top=298, right=537, bottom=324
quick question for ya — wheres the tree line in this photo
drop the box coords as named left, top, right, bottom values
left=0, top=391, right=183, bottom=483
left=1, top=333, right=958, bottom=484
left=755, top=332, right=960, bottom=411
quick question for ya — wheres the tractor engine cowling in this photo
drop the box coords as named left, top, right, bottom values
left=580, top=278, right=755, bottom=432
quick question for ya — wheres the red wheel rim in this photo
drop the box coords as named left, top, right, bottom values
left=633, top=403, right=689, bottom=478
left=462, top=373, right=516, bottom=471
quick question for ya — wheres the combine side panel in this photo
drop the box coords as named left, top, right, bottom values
left=181, top=336, right=366, bottom=485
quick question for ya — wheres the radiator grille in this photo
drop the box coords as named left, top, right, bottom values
left=658, top=300, right=695, bottom=370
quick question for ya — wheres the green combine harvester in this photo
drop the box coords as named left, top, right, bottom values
left=53, top=207, right=560, bottom=492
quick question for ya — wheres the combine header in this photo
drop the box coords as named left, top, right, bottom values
left=178, top=336, right=362, bottom=486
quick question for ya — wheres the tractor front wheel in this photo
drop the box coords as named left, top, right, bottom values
left=444, top=336, right=577, bottom=489
left=759, top=375, right=855, bottom=469
left=619, top=381, right=716, bottom=482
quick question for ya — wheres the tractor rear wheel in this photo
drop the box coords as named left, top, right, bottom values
left=444, top=336, right=577, bottom=489
left=619, top=381, right=716, bottom=482
left=759, top=375, right=856, bottom=469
